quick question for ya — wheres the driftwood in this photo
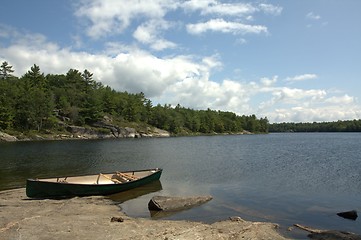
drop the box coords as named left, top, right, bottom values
left=294, top=224, right=361, bottom=240
left=148, top=195, right=213, bottom=212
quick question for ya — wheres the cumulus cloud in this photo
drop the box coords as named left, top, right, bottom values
left=268, top=105, right=360, bottom=123
left=325, top=94, right=355, bottom=104
left=75, top=0, right=279, bottom=49
left=260, top=75, right=278, bottom=86
left=75, top=0, right=177, bottom=39
left=133, top=19, right=177, bottom=51
left=186, top=18, right=268, bottom=35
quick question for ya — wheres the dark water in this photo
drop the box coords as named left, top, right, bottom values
left=1, top=133, right=360, bottom=238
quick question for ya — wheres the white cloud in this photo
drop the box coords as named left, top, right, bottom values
left=286, top=74, right=318, bottom=82
left=182, top=1, right=282, bottom=17
left=75, top=0, right=177, bottom=39
left=74, top=0, right=280, bottom=47
left=200, top=2, right=256, bottom=16
left=268, top=105, right=360, bottom=123
left=325, top=94, right=355, bottom=104
left=133, top=19, right=177, bottom=51
left=260, top=75, right=278, bottom=86
left=258, top=3, right=283, bottom=16
left=306, top=12, right=321, bottom=20
left=186, top=18, right=268, bottom=35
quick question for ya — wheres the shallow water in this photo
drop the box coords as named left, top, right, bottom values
left=1, top=133, right=360, bottom=238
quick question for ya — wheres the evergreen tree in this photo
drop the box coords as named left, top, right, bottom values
left=0, top=61, right=15, bottom=79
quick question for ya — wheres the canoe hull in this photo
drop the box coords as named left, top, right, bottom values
left=26, top=168, right=162, bottom=198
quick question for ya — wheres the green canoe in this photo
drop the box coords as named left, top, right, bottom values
left=26, top=168, right=162, bottom=198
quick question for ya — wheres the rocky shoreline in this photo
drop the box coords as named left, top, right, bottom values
left=0, top=126, right=171, bottom=142
left=0, top=188, right=289, bottom=240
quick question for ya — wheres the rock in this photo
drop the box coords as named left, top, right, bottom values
left=308, top=231, right=361, bottom=240
left=0, top=131, right=18, bottom=142
left=337, top=210, right=358, bottom=220
left=151, top=127, right=170, bottom=137
left=294, top=224, right=361, bottom=240
left=229, top=216, right=245, bottom=222
left=148, top=195, right=213, bottom=211
left=124, top=127, right=136, bottom=138
left=110, top=216, right=124, bottom=222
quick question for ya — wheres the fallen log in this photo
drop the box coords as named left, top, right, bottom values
left=148, top=195, right=212, bottom=212
left=294, top=224, right=361, bottom=240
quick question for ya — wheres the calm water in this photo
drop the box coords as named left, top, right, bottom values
left=1, top=133, right=360, bottom=238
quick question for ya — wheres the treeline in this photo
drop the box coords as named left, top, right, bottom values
left=0, top=61, right=268, bottom=135
left=269, top=120, right=361, bottom=132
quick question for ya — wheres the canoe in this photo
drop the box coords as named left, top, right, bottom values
left=26, top=168, right=162, bottom=198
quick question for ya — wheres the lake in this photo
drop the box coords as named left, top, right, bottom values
left=1, top=133, right=360, bottom=238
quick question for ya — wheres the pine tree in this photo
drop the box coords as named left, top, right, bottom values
left=0, top=61, right=15, bottom=79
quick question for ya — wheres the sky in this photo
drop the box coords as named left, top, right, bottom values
left=0, top=0, right=360, bottom=123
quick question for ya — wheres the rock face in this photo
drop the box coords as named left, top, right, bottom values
left=0, top=131, right=18, bottom=142
left=148, top=195, right=213, bottom=211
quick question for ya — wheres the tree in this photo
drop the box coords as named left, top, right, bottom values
left=0, top=78, right=15, bottom=129
left=0, top=61, right=15, bottom=79
left=82, top=69, right=94, bottom=86
left=23, top=64, right=47, bottom=89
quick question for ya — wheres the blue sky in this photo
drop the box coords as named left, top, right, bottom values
left=1, top=0, right=360, bottom=123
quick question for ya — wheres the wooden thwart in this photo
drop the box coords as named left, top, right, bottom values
left=99, top=173, right=121, bottom=184
left=116, top=172, right=139, bottom=181
left=97, top=172, right=139, bottom=184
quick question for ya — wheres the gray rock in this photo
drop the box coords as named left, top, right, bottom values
left=337, top=210, right=358, bottom=220
left=148, top=195, right=213, bottom=211
left=0, top=131, right=18, bottom=142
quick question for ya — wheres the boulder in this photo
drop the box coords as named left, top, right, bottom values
left=337, top=210, right=358, bottom=220
left=148, top=195, right=212, bottom=212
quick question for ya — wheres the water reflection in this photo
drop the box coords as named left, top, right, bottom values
left=108, top=180, right=163, bottom=203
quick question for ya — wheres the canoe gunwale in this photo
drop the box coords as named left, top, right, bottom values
left=28, top=168, right=161, bottom=183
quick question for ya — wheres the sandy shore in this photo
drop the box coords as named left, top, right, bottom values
left=0, top=188, right=290, bottom=240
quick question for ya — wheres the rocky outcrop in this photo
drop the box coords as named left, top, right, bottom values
left=0, top=131, right=18, bottom=142
left=64, top=124, right=170, bottom=140
left=65, top=125, right=114, bottom=139
left=139, top=127, right=170, bottom=138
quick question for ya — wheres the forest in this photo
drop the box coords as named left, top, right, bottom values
left=269, top=120, right=361, bottom=132
left=0, top=61, right=269, bottom=136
